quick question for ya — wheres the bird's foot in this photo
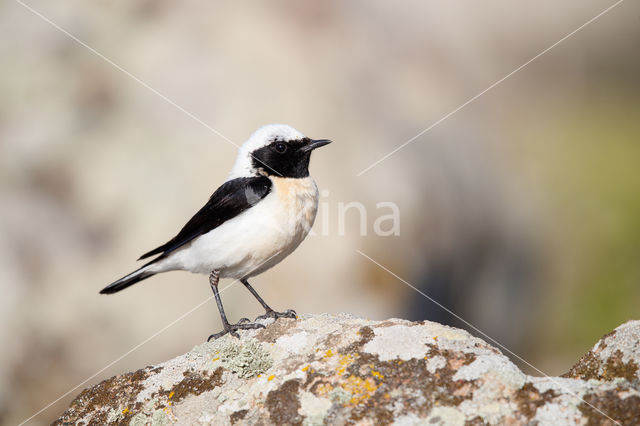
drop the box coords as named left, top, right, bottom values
left=256, top=308, right=297, bottom=321
left=207, top=320, right=265, bottom=341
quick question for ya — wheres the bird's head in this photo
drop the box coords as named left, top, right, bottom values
left=229, top=124, right=331, bottom=179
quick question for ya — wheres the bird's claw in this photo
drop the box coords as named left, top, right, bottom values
left=207, top=320, right=265, bottom=341
left=256, top=308, right=297, bottom=321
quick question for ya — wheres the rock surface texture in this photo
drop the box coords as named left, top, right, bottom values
left=55, top=314, right=640, bottom=425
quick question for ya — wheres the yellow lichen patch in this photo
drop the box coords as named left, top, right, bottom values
left=122, top=408, right=129, bottom=415
left=302, top=365, right=310, bottom=372
left=324, top=349, right=334, bottom=358
left=371, top=370, right=384, bottom=379
left=342, top=375, right=379, bottom=405
left=267, top=374, right=276, bottom=381
left=315, top=382, right=334, bottom=396
left=168, top=391, right=175, bottom=399
left=212, top=357, right=220, bottom=362
left=336, top=354, right=355, bottom=375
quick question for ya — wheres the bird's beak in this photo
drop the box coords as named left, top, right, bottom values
left=301, top=139, right=332, bottom=153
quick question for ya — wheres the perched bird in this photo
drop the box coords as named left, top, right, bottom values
left=100, top=124, right=331, bottom=339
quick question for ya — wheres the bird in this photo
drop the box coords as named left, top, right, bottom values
left=100, top=124, right=331, bottom=340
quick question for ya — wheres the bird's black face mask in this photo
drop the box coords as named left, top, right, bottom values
left=251, top=137, right=330, bottom=178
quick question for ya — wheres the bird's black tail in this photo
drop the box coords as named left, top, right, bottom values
left=100, top=266, right=155, bottom=294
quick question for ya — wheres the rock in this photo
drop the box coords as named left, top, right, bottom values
left=55, top=314, right=640, bottom=425
left=563, top=320, right=640, bottom=382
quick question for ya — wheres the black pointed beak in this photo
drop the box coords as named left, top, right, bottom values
left=301, top=139, right=332, bottom=153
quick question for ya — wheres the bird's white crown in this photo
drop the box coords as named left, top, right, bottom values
left=229, top=124, right=305, bottom=178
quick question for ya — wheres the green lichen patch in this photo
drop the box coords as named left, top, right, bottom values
left=151, top=408, right=170, bottom=426
left=129, top=412, right=149, bottom=426
left=53, top=365, right=162, bottom=425
left=266, top=379, right=303, bottom=425
left=514, top=382, right=558, bottom=419
left=219, top=339, right=273, bottom=378
left=579, top=386, right=640, bottom=426
left=157, top=368, right=223, bottom=403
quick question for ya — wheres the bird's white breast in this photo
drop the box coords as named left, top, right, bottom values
left=269, top=176, right=319, bottom=240
left=154, top=177, right=319, bottom=279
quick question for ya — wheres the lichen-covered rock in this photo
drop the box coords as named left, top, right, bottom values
left=55, top=314, right=640, bottom=425
left=563, top=320, right=640, bottom=383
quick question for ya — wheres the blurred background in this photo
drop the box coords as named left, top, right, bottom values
left=1, top=0, right=639, bottom=423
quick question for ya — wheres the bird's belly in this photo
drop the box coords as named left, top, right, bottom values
left=170, top=177, right=318, bottom=278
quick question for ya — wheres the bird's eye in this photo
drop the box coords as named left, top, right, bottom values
left=273, top=142, right=288, bottom=154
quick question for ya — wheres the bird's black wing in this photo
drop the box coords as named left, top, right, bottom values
left=138, top=176, right=272, bottom=261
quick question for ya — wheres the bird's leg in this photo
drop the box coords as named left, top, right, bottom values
left=207, top=270, right=264, bottom=341
left=241, top=279, right=297, bottom=321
